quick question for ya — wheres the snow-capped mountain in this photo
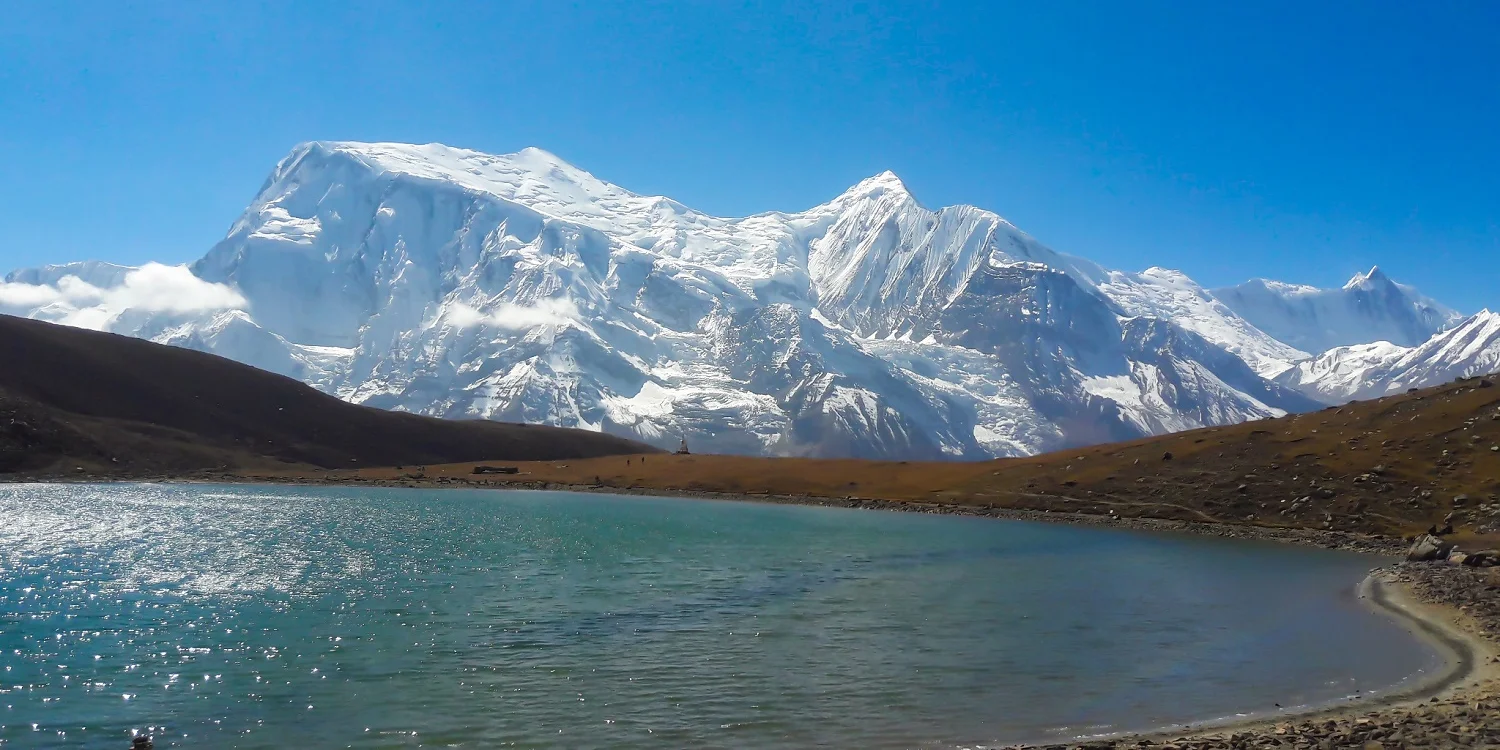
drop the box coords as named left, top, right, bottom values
left=1276, top=311, right=1500, bottom=403
left=1, top=141, right=1471, bottom=458
left=6, top=260, right=135, bottom=288
left=1213, top=267, right=1462, bottom=356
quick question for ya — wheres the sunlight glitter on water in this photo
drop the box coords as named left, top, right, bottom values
left=0, top=483, right=1441, bottom=749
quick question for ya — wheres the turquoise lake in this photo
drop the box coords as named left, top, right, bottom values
left=0, top=483, right=1440, bottom=748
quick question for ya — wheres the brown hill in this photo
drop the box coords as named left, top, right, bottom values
left=329, top=375, right=1500, bottom=542
left=0, top=314, right=657, bottom=474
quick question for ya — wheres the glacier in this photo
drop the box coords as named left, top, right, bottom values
left=1, top=141, right=1479, bottom=459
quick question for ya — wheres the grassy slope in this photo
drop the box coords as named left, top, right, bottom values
left=0, top=314, right=657, bottom=473
left=328, top=377, right=1500, bottom=542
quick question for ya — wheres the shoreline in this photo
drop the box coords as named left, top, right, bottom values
left=507, top=480, right=1408, bottom=553
left=8, top=476, right=1497, bottom=746
left=1019, top=570, right=1496, bottom=749
left=46, top=472, right=1408, bottom=555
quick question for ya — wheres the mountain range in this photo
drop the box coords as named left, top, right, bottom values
left=3, top=141, right=1492, bottom=458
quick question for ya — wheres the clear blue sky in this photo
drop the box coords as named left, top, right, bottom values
left=3, top=1, right=1497, bottom=311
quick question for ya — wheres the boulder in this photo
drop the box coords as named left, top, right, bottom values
left=1406, top=534, right=1455, bottom=562
left=1463, top=550, right=1499, bottom=567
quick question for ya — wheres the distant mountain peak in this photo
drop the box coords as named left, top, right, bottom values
left=1462, top=308, right=1500, bottom=328
left=308, top=140, right=618, bottom=194
left=1344, top=265, right=1393, bottom=291
left=512, top=145, right=571, bottom=163
left=830, top=169, right=910, bottom=201
left=1214, top=267, right=1458, bottom=354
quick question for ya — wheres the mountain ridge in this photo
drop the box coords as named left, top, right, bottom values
left=1277, top=309, right=1500, bottom=402
left=0, top=314, right=656, bottom=474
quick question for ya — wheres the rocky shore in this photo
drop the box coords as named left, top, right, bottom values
left=1015, top=561, right=1500, bottom=749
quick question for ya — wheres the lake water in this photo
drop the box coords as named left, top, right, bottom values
left=0, top=483, right=1440, bottom=749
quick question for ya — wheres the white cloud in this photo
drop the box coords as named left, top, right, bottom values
left=444, top=298, right=579, bottom=330
left=0, top=263, right=248, bottom=330
left=0, top=281, right=65, bottom=307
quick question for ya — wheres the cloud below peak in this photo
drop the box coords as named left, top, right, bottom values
left=0, top=263, right=248, bottom=330
left=443, top=298, right=580, bottom=330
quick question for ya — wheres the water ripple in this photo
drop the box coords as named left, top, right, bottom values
left=0, top=483, right=1439, bottom=749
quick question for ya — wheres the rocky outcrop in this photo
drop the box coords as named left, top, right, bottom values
left=1406, top=533, right=1456, bottom=562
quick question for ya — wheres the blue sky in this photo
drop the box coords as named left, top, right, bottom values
left=3, top=1, right=1497, bottom=311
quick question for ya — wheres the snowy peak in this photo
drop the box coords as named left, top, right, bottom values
left=510, top=145, right=580, bottom=169
left=1343, top=265, right=1392, bottom=291
left=326, top=143, right=727, bottom=233
left=1423, top=309, right=1500, bottom=364
left=1278, top=309, right=1500, bottom=403
left=1212, top=269, right=1461, bottom=355
left=832, top=170, right=917, bottom=205
left=1460, top=308, right=1498, bottom=330
left=4, top=260, right=135, bottom=289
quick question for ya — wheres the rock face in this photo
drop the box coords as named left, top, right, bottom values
left=0, top=141, right=1464, bottom=458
